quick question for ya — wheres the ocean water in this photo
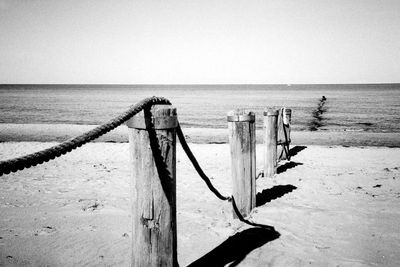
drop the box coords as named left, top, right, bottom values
left=0, top=84, right=399, bottom=132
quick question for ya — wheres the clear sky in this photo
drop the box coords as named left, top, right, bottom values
left=0, top=0, right=399, bottom=84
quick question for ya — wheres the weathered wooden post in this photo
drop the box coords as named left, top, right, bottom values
left=263, top=109, right=278, bottom=177
left=277, top=108, right=292, bottom=161
left=126, top=105, right=177, bottom=267
left=227, top=110, right=256, bottom=218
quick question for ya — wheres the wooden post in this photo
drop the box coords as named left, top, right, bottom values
left=126, top=105, right=177, bottom=267
left=263, top=109, right=278, bottom=177
left=227, top=110, right=256, bottom=218
left=277, top=108, right=292, bottom=161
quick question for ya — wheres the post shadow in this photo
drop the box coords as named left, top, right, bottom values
left=145, top=108, right=175, bottom=206
left=256, top=184, right=297, bottom=207
left=187, top=227, right=280, bottom=267
left=289, top=146, right=307, bottom=157
left=277, top=162, right=303, bottom=174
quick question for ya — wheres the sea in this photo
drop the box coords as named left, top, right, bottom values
left=0, top=84, right=399, bottom=133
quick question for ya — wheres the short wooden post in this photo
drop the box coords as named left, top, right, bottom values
left=277, top=108, right=292, bottom=161
left=126, top=105, right=177, bottom=267
left=263, top=109, right=278, bottom=177
left=227, top=110, right=256, bottom=218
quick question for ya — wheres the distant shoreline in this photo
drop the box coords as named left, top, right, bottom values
left=1, top=83, right=400, bottom=87
left=1, top=123, right=399, bottom=147
left=2, top=84, right=399, bottom=133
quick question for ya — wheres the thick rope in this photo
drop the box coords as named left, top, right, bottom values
left=0, top=96, right=171, bottom=176
left=282, top=122, right=291, bottom=160
left=1, top=97, right=274, bottom=230
left=176, top=124, right=230, bottom=201
left=177, top=124, right=274, bottom=230
left=278, top=107, right=291, bottom=161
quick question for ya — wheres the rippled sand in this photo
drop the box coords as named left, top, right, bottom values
left=0, top=141, right=399, bottom=266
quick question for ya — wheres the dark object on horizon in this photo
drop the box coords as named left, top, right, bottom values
left=308, top=96, right=328, bottom=131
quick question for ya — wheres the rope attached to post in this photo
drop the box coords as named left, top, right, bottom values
left=0, top=96, right=171, bottom=176
left=176, top=124, right=274, bottom=230
left=279, top=107, right=291, bottom=161
left=0, top=96, right=274, bottom=230
left=282, top=122, right=291, bottom=160
left=176, top=125, right=230, bottom=201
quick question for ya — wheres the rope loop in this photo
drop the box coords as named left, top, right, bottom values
left=177, top=124, right=275, bottom=230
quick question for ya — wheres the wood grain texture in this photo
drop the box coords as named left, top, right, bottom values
left=128, top=105, right=177, bottom=267
left=264, top=109, right=278, bottom=178
left=227, top=109, right=256, bottom=218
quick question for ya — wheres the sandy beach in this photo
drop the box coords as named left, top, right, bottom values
left=1, top=127, right=399, bottom=266
left=1, top=0, right=400, bottom=265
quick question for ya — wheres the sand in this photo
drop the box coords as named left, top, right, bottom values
left=0, top=136, right=399, bottom=266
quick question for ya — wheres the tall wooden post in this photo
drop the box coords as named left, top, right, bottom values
left=227, top=110, right=256, bottom=218
left=263, top=109, right=278, bottom=177
left=126, top=105, right=177, bottom=267
left=277, top=108, right=292, bottom=161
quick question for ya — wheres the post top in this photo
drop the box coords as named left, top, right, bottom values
left=126, top=104, right=177, bottom=129
left=227, top=109, right=255, bottom=122
left=263, top=109, right=279, bottom=116
left=149, top=105, right=177, bottom=116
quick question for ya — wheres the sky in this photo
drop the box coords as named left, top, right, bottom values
left=0, top=0, right=399, bottom=84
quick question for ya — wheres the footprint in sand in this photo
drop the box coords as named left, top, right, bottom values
left=383, top=167, right=400, bottom=172
left=34, top=226, right=57, bottom=236
left=77, top=225, right=97, bottom=232
left=78, top=199, right=104, bottom=211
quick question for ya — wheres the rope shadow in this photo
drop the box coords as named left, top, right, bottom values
left=277, top=162, right=303, bottom=174
left=289, top=146, right=307, bottom=157
left=187, top=227, right=280, bottom=267
left=256, top=184, right=297, bottom=207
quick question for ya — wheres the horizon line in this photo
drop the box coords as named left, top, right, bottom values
left=1, top=82, right=400, bottom=86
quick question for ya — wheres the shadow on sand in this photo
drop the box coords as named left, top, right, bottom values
left=289, top=146, right=307, bottom=157
left=187, top=227, right=280, bottom=267
left=146, top=109, right=280, bottom=267
left=256, top=184, right=297, bottom=207
left=277, top=161, right=303, bottom=174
